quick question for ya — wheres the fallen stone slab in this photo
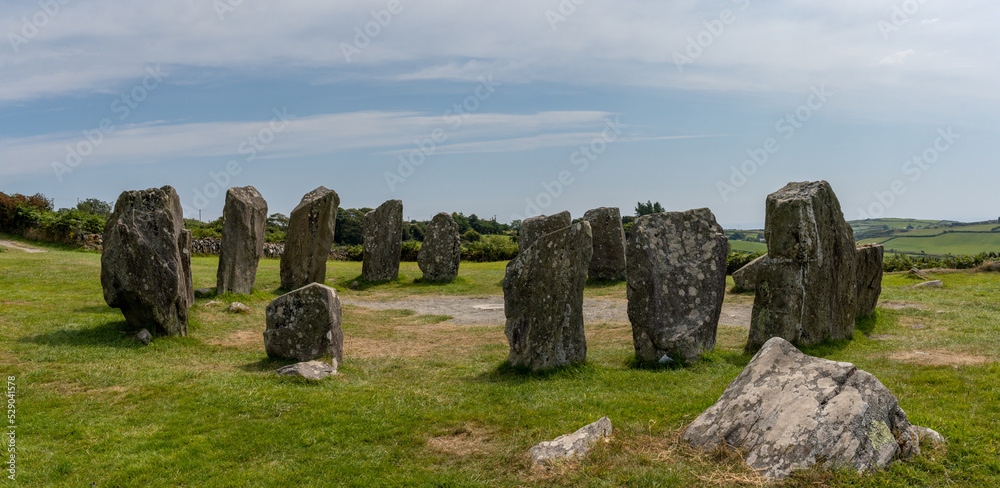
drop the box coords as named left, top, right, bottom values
left=914, top=280, right=943, bottom=288
left=529, top=417, right=612, bottom=466
left=273, top=360, right=337, bottom=380
left=227, top=302, right=251, bottom=314
left=732, top=253, right=766, bottom=292
left=684, top=337, right=924, bottom=480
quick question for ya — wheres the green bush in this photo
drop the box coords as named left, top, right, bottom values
left=344, top=245, right=364, bottom=262
left=0, top=192, right=51, bottom=232
left=883, top=252, right=999, bottom=272
left=37, top=209, right=106, bottom=235
left=463, top=230, right=482, bottom=242
left=462, top=235, right=517, bottom=262
left=401, top=241, right=421, bottom=261
left=726, top=251, right=765, bottom=275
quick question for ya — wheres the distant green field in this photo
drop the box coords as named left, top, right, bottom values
left=880, top=233, right=1000, bottom=255
left=728, top=240, right=768, bottom=253
left=850, top=218, right=953, bottom=231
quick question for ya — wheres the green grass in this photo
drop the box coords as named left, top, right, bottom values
left=850, top=218, right=954, bottom=231
left=728, top=240, right=768, bottom=253
left=880, top=233, right=1000, bottom=256
left=2, top=237, right=1000, bottom=486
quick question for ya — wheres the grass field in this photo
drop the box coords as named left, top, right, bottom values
left=877, top=233, right=1000, bottom=256
left=2, top=236, right=1000, bottom=487
left=727, top=240, right=768, bottom=253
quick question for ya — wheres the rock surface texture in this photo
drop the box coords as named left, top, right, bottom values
left=101, top=186, right=194, bottom=336
left=519, top=211, right=572, bottom=254
left=504, top=222, right=593, bottom=371
left=732, top=253, right=767, bottom=292
left=264, top=283, right=344, bottom=366
left=217, top=186, right=268, bottom=295
left=856, top=244, right=884, bottom=317
left=529, top=417, right=613, bottom=466
left=582, top=207, right=627, bottom=281
left=684, top=337, right=922, bottom=480
left=747, top=181, right=858, bottom=352
left=626, top=209, right=728, bottom=363
left=418, top=212, right=461, bottom=281
left=273, top=361, right=337, bottom=380
left=362, top=199, right=403, bottom=282
left=280, top=187, right=340, bottom=290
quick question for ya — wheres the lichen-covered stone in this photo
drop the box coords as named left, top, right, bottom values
left=264, top=283, right=344, bottom=366
left=280, top=187, right=339, bottom=290
left=747, top=181, right=858, bottom=352
left=732, top=253, right=767, bottom=292
left=684, top=337, right=921, bottom=480
left=217, top=186, right=267, bottom=295
left=101, top=186, right=193, bottom=336
left=529, top=417, right=613, bottom=466
left=418, top=212, right=460, bottom=281
left=626, top=208, right=728, bottom=363
left=582, top=207, right=627, bottom=281
left=273, top=360, right=337, bottom=380
left=856, top=244, right=884, bottom=317
left=519, top=211, right=572, bottom=254
left=504, top=222, right=593, bottom=371
left=362, top=199, right=403, bottom=282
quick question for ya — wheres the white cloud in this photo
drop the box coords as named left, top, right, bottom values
left=879, top=49, right=916, bottom=65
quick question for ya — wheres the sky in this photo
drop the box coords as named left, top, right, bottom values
left=0, top=0, right=997, bottom=228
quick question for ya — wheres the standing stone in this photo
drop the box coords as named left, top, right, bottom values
left=264, top=283, right=344, bottom=367
left=582, top=207, right=627, bottom=281
left=519, top=211, right=572, bottom=254
left=101, top=186, right=194, bottom=336
left=418, top=212, right=461, bottom=281
left=626, top=208, right=728, bottom=363
left=747, top=181, right=858, bottom=352
left=280, top=187, right=339, bottom=290
left=217, top=186, right=268, bottom=295
left=684, top=337, right=922, bottom=480
left=732, top=253, right=767, bottom=292
left=503, top=222, right=593, bottom=371
left=856, top=244, right=884, bottom=317
left=362, top=199, right=403, bottom=282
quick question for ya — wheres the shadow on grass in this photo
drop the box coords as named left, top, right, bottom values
left=473, top=361, right=595, bottom=384
left=855, top=311, right=880, bottom=336
left=586, top=278, right=626, bottom=288
left=329, top=274, right=404, bottom=291
left=73, top=305, right=119, bottom=314
left=240, top=357, right=297, bottom=373
left=20, top=320, right=139, bottom=348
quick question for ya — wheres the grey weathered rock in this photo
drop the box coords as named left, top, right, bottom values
left=274, top=360, right=337, bottom=380
left=504, top=222, right=593, bottom=371
left=362, top=200, right=403, bottom=282
left=280, top=187, right=340, bottom=290
left=418, top=212, right=461, bottom=281
left=519, top=211, right=572, bottom=254
left=747, top=181, right=858, bottom=352
left=217, top=186, right=268, bottom=295
left=101, top=186, right=194, bottom=336
left=529, top=417, right=613, bottom=466
left=684, top=337, right=921, bottom=480
left=856, top=244, right=884, bottom=317
left=582, top=207, right=627, bottom=281
left=626, top=209, right=728, bottom=363
left=264, top=283, right=344, bottom=366
left=732, top=253, right=767, bottom=292
left=194, top=288, right=214, bottom=298
left=914, top=426, right=945, bottom=446
left=914, top=280, right=943, bottom=288
left=136, top=329, right=152, bottom=345
left=227, top=302, right=251, bottom=314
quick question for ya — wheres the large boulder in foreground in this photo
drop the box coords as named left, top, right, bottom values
left=280, top=187, right=340, bottom=290
left=747, top=181, right=858, bottom=352
left=626, top=208, right=728, bottom=363
left=583, top=207, right=627, bottom=281
left=217, top=186, right=268, bottom=295
left=504, top=222, right=593, bottom=371
left=362, top=199, right=403, bottom=282
left=856, top=244, right=884, bottom=317
left=518, top=211, right=572, bottom=254
left=101, top=186, right=193, bottom=336
left=264, top=283, right=344, bottom=366
left=418, top=212, right=461, bottom=281
left=684, top=337, right=922, bottom=480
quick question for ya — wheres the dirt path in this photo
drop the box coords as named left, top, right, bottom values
left=342, top=295, right=753, bottom=328
left=0, top=240, right=46, bottom=253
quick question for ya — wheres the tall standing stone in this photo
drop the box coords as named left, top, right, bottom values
left=264, top=283, right=344, bottom=367
left=583, top=207, right=627, bottom=281
left=101, top=186, right=194, bottom=336
left=418, top=212, right=461, bottom=281
left=747, top=181, right=858, bottom=352
left=362, top=199, right=403, bottom=282
left=280, top=187, right=339, bottom=290
left=856, top=244, right=884, bottom=317
left=518, top=211, right=572, bottom=254
left=503, top=221, right=593, bottom=371
left=217, top=186, right=268, bottom=295
left=626, top=208, right=728, bottom=363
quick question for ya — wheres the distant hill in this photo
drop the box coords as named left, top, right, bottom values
left=725, top=218, right=1000, bottom=256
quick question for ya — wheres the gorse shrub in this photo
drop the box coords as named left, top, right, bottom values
left=462, top=235, right=517, bottom=262
left=401, top=241, right=421, bottom=261
left=727, top=251, right=765, bottom=275
left=463, top=230, right=482, bottom=242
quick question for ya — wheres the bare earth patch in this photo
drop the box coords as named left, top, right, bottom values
left=880, top=300, right=930, bottom=310
left=890, top=350, right=993, bottom=367
left=426, top=425, right=493, bottom=457
left=0, top=240, right=45, bottom=253
left=206, top=329, right=261, bottom=348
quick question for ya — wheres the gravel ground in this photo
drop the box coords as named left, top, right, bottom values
left=342, top=295, right=753, bottom=328
left=0, top=240, right=46, bottom=253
